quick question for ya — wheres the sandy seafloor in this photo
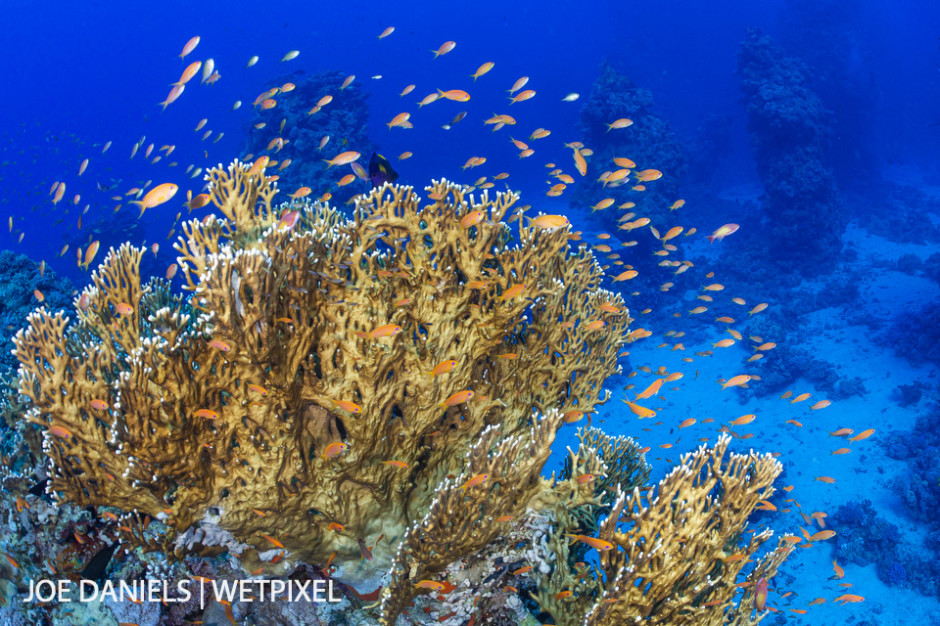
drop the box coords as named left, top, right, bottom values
left=545, top=174, right=940, bottom=625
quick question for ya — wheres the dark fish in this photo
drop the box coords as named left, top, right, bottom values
left=369, top=153, right=399, bottom=188
left=80, top=541, right=119, bottom=581
left=28, top=479, right=48, bottom=496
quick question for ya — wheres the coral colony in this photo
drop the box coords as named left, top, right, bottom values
left=4, top=159, right=794, bottom=624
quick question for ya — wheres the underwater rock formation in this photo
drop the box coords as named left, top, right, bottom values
left=573, top=62, right=686, bottom=295
left=737, top=29, right=845, bottom=274
left=9, top=158, right=794, bottom=624
left=780, top=0, right=877, bottom=183
left=242, top=71, right=375, bottom=207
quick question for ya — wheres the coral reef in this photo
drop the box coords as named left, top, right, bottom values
left=0, top=250, right=74, bottom=372
left=737, top=29, right=845, bottom=273
left=8, top=158, right=795, bottom=623
left=12, top=159, right=630, bottom=582
left=880, top=252, right=940, bottom=367
left=242, top=70, right=375, bottom=207
left=829, top=499, right=940, bottom=595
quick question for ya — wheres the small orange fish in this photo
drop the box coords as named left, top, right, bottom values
left=440, top=390, right=474, bottom=408
left=259, top=533, right=284, bottom=549
left=89, top=399, right=109, bottom=411
left=458, top=473, right=488, bottom=491
left=566, top=534, right=614, bottom=552
left=247, top=384, right=268, bottom=396
left=194, top=409, right=218, bottom=420
left=753, top=577, right=768, bottom=611
left=368, top=324, right=402, bottom=339
left=501, top=284, right=526, bottom=300
left=431, top=40, right=456, bottom=58
left=511, top=565, right=532, bottom=575
left=606, top=118, right=633, bottom=131
left=48, top=425, right=73, bottom=439
left=460, top=210, right=486, bottom=228
left=208, top=339, right=232, bottom=352
left=415, top=580, right=447, bottom=590
left=383, top=460, right=408, bottom=469
left=849, top=428, right=874, bottom=442
left=721, top=374, right=751, bottom=389
left=115, top=302, right=134, bottom=316
left=808, top=530, right=836, bottom=542
left=322, top=442, right=347, bottom=460
left=635, top=378, right=663, bottom=400
left=730, top=414, right=755, bottom=426
left=555, top=590, right=573, bottom=600
left=622, top=398, right=656, bottom=419
left=428, top=360, right=458, bottom=376
left=815, top=476, right=836, bottom=484
left=833, top=594, right=864, bottom=605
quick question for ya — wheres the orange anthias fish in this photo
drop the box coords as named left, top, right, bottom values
left=322, top=442, right=347, bottom=460
left=753, top=577, right=768, bottom=611
left=721, top=374, right=751, bottom=389
left=323, top=151, right=361, bottom=168
left=566, top=534, right=615, bottom=552
left=634, top=378, right=663, bottom=400
left=440, top=390, right=474, bottom=408
left=833, top=594, right=864, bottom=605
left=849, top=428, right=875, bottom=442
left=131, top=183, right=178, bottom=216
left=415, top=580, right=447, bottom=591
left=368, top=324, right=402, bottom=339
left=622, top=398, right=656, bottom=419
left=458, top=473, right=488, bottom=491
left=707, top=223, right=739, bottom=243
left=530, top=214, right=569, bottom=230
left=431, top=40, right=456, bottom=58
left=428, top=360, right=457, bottom=376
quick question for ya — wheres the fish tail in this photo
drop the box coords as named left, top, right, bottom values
left=322, top=159, right=334, bottom=168
left=706, top=235, right=715, bottom=244
left=431, top=50, right=440, bottom=58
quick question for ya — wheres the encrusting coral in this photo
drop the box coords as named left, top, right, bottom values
left=11, top=158, right=794, bottom=624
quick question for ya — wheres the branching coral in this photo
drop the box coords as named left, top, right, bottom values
left=11, top=158, right=795, bottom=624
left=581, top=434, right=792, bottom=625
left=13, top=160, right=631, bottom=588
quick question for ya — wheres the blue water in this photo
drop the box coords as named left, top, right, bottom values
left=2, top=0, right=940, bottom=624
